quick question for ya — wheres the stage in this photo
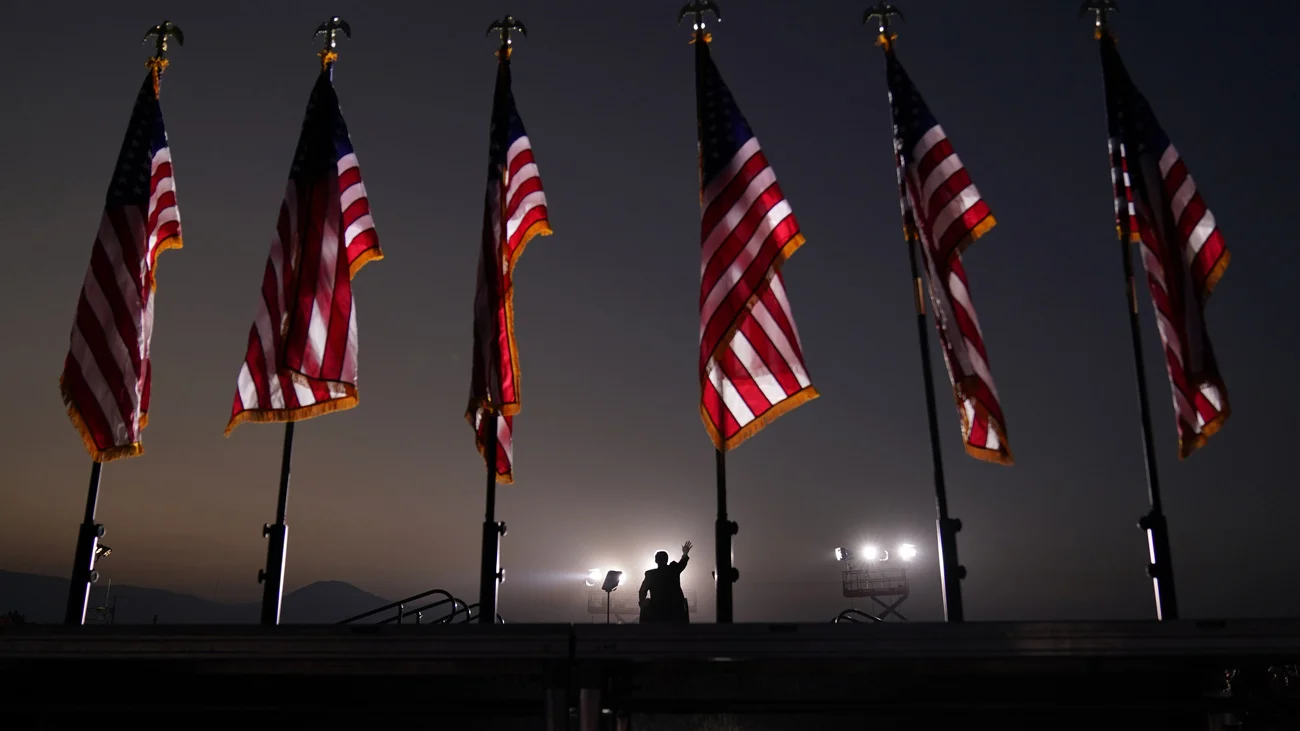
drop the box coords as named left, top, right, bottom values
left=2, top=619, right=1298, bottom=727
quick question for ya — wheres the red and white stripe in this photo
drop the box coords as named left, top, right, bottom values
left=1114, top=136, right=1231, bottom=457
left=899, top=125, right=1013, bottom=465
left=60, top=144, right=181, bottom=462
left=226, top=151, right=381, bottom=434
left=472, top=409, right=514, bottom=479
left=699, top=136, right=818, bottom=450
left=467, top=123, right=551, bottom=484
left=1101, top=36, right=1231, bottom=458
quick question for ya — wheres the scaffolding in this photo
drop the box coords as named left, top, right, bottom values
left=841, top=566, right=909, bottom=620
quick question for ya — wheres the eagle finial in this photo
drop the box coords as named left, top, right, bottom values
left=143, top=21, right=184, bottom=60
left=314, top=16, right=352, bottom=70
left=863, top=3, right=904, bottom=49
left=678, top=1, right=722, bottom=44
left=487, top=15, right=528, bottom=58
left=1080, top=0, right=1120, bottom=39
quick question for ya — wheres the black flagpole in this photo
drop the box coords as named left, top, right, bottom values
left=1118, top=196, right=1179, bottom=621
left=682, top=1, right=737, bottom=625
left=64, top=22, right=183, bottom=627
left=715, top=448, right=737, bottom=623
left=255, top=18, right=353, bottom=628
left=1087, top=0, right=1178, bottom=621
left=258, top=422, right=294, bottom=625
left=905, top=235, right=966, bottom=622
left=475, top=16, right=525, bottom=626
left=478, top=411, right=504, bottom=624
left=867, top=2, right=965, bottom=621
left=64, top=462, right=104, bottom=625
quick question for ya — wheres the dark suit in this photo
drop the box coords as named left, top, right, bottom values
left=638, top=556, right=690, bottom=624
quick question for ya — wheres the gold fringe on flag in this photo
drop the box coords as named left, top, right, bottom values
left=701, top=384, right=820, bottom=453
left=223, top=384, right=359, bottom=437
left=59, top=376, right=144, bottom=463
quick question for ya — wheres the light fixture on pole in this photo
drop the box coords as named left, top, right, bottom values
left=835, top=538, right=917, bottom=620
left=601, top=570, right=623, bottom=624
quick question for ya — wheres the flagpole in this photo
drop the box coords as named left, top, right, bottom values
left=64, top=462, right=104, bottom=625
left=64, top=22, right=184, bottom=628
left=258, top=422, right=294, bottom=625
left=865, top=2, right=966, bottom=621
left=680, top=1, right=737, bottom=624
left=475, top=17, right=528, bottom=626
left=478, top=411, right=503, bottom=624
left=254, top=18, right=354, bottom=628
left=714, top=447, right=737, bottom=623
left=1085, top=0, right=1178, bottom=621
left=905, top=234, right=966, bottom=622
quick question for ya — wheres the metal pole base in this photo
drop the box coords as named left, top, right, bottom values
left=478, top=520, right=506, bottom=623
left=714, top=518, right=738, bottom=623
left=578, top=688, right=602, bottom=731
left=63, top=520, right=103, bottom=626
left=936, top=516, right=966, bottom=623
left=1139, top=511, right=1179, bottom=621
left=258, top=523, right=288, bottom=626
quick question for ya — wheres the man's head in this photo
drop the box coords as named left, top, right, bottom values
left=654, top=550, right=669, bottom=567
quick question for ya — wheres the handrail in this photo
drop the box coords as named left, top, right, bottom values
left=833, top=608, right=884, bottom=623
left=458, top=603, right=505, bottom=624
left=337, top=589, right=459, bottom=625
left=443, top=601, right=473, bottom=624
left=378, top=596, right=464, bottom=625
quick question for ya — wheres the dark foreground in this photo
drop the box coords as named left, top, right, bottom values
left=2, top=619, right=1299, bottom=729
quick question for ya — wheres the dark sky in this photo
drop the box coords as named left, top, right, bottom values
left=2, top=0, right=1297, bottom=623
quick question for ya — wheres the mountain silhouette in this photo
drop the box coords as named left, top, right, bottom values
left=0, top=569, right=402, bottom=624
left=279, top=579, right=395, bottom=623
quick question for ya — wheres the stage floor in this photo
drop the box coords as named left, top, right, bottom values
left=2, top=620, right=1298, bottom=726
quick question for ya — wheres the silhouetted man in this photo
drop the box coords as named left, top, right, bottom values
left=638, top=541, right=691, bottom=624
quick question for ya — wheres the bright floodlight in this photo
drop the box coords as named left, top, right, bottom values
left=835, top=547, right=854, bottom=562
left=601, top=570, right=623, bottom=593
left=899, top=543, right=918, bottom=561
left=586, top=568, right=601, bottom=587
left=862, top=544, right=880, bottom=561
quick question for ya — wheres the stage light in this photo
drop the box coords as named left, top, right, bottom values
left=898, top=543, right=918, bottom=561
left=585, top=568, right=601, bottom=587
left=601, top=570, right=623, bottom=593
left=835, top=547, right=854, bottom=562
left=862, top=544, right=880, bottom=561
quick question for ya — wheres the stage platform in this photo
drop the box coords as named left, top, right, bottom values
left=2, top=620, right=1299, bottom=727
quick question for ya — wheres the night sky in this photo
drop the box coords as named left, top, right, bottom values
left=2, top=0, right=1297, bottom=623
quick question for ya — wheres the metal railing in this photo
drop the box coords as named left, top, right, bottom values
left=842, top=567, right=909, bottom=598
left=336, top=589, right=506, bottom=625
left=833, top=608, right=884, bottom=623
left=337, top=589, right=465, bottom=625
left=456, top=603, right=505, bottom=624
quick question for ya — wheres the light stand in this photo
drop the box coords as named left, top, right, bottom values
left=601, top=570, right=622, bottom=625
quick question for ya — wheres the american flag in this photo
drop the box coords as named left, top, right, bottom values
left=886, top=49, right=1013, bottom=465
left=225, top=70, right=381, bottom=435
left=60, top=68, right=182, bottom=462
left=697, top=42, right=818, bottom=451
left=1101, top=35, right=1230, bottom=458
left=466, top=56, right=551, bottom=483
